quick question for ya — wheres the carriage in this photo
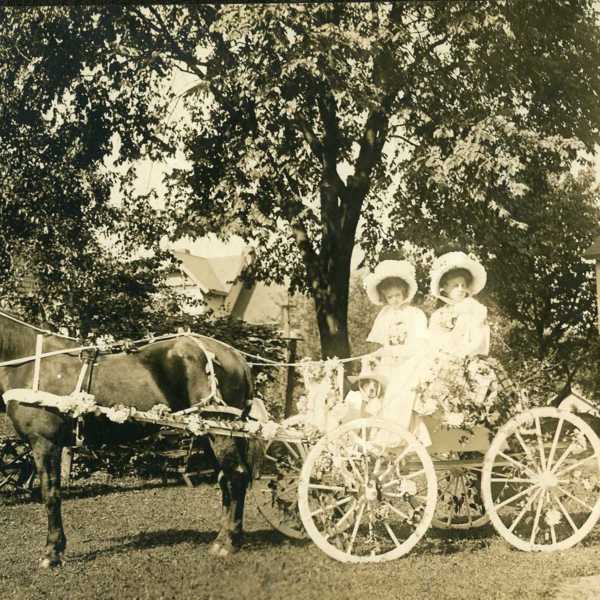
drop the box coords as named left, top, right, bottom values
left=2, top=323, right=600, bottom=565
left=252, top=356, right=600, bottom=563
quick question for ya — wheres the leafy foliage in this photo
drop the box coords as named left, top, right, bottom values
left=2, top=3, right=600, bottom=370
left=124, top=2, right=600, bottom=356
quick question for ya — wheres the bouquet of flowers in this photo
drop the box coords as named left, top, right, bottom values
left=299, top=357, right=345, bottom=410
left=299, top=357, right=345, bottom=431
left=414, top=353, right=528, bottom=433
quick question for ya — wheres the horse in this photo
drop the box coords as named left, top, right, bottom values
left=0, top=309, right=258, bottom=567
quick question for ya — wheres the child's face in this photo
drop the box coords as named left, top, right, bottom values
left=442, top=273, right=470, bottom=302
left=381, top=284, right=406, bottom=308
left=359, top=379, right=381, bottom=400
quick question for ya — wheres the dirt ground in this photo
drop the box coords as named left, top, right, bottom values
left=2, top=472, right=600, bottom=600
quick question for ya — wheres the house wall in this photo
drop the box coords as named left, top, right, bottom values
left=234, top=282, right=284, bottom=325
left=167, top=255, right=284, bottom=324
left=166, top=273, right=207, bottom=316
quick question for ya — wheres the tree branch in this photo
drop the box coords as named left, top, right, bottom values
left=389, top=133, right=420, bottom=148
left=131, top=6, right=206, bottom=79
left=291, top=219, right=319, bottom=285
left=315, top=87, right=348, bottom=206
left=316, top=88, right=338, bottom=166
left=293, top=114, right=324, bottom=163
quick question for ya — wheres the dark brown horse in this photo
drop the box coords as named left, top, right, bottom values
left=0, top=310, right=258, bottom=567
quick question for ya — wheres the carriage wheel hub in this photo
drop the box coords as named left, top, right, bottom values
left=537, top=470, right=559, bottom=490
left=363, top=480, right=380, bottom=503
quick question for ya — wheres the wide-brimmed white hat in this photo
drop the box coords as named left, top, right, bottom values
left=429, top=251, right=487, bottom=297
left=348, top=357, right=388, bottom=389
left=364, top=260, right=418, bottom=306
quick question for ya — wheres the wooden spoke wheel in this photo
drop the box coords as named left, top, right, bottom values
left=298, top=418, right=437, bottom=563
left=482, top=407, right=600, bottom=552
left=253, top=416, right=309, bottom=539
left=432, top=452, right=489, bottom=530
left=0, top=438, right=35, bottom=492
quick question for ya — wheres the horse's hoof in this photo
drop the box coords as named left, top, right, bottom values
left=209, top=541, right=239, bottom=557
left=208, top=542, right=223, bottom=556
left=39, top=554, right=64, bottom=569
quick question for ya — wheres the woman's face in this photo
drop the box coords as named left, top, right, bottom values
left=381, top=284, right=406, bottom=308
left=442, top=273, right=470, bottom=302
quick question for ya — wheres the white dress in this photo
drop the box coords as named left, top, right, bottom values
left=367, top=305, right=431, bottom=446
left=427, top=297, right=489, bottom=357
left=416, top=297, right=492, bottom=450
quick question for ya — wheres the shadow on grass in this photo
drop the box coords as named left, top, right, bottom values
left=571, top=525, right=600, bottom=548
left=0, top=478, right=205, bottom=506
left=62, top=479, right=183, bottom=500
left=414, top=524, right=498, bottom=556
left=421, top=519, right=600, bottom=554
left=0, top=487, right=40, bottom=506
left=70, top=527, right=300, bottom=563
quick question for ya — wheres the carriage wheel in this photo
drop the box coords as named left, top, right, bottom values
left=432, top=452, right=489, bottom=530
left=298, top=418, right=437, bottom=563
left=253, top=416, right=309, bottom=539
left=482, top=407, right=600, bottom=552
left=0, top=438, right=35, bottom=491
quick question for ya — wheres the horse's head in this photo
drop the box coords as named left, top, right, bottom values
left=188, top=336, right=254, bottom=410
left=0, top=310, right=36, bottom=405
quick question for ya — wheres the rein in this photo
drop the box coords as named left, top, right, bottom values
left=0, top=326, right=222, bottom=408
left=0, top=345, right=97, bottom=368
left=0, top=308, right=368, bottom=372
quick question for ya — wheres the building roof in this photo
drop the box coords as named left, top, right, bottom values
left=173, top=250, right=245, bottom=295
left=209, top=255, right=246, bottom=290
left=584, top=236, right=600, bottom=259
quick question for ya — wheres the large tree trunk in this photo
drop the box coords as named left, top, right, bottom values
left=310, top=231, right=353, bottom=360
left=314, top=292, right=351, bottom=359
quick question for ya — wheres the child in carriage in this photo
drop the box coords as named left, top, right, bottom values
left=359, top=259, right=432, bottom=446
left=427, top=251, right=489, bottom=360
left=414, top=251, right=499, bottom=442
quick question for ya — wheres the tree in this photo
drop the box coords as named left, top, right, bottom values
left=3, top=3, right=600, bottom=359
left=0, top=6, right=181, bottom=336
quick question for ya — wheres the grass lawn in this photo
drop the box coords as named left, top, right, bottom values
left=2, top=473, right=600, bottom=600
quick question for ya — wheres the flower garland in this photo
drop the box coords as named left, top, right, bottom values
left=4, top=390, right=286, bottom=443
left=298, top=357, right=345, bottom=414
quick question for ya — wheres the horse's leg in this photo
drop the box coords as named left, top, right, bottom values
left=29, top=436, right=66, bottom=568
left=209, top=438, right=251, bottom=556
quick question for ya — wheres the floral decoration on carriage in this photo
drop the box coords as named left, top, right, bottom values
left=296, top=356, right=346, bottom=433
left=413, top=353, right=531, bottom=433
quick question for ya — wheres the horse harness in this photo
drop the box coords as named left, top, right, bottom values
left=1, top=332, right=225, bottom=447
left=72, top=347, right=100, bottom=446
